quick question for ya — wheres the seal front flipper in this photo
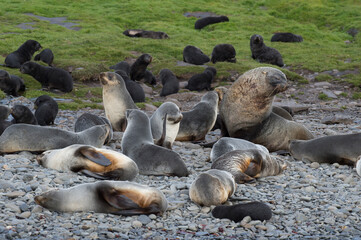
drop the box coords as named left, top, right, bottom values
left=78, top=146, right=112, bottom=166
left=154, top=113, right=167, bottom=148
left=80, top=170, right=109, bottom=180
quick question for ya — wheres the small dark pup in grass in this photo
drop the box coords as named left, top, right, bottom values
left=4, top=40, right=42, bottom=68
left=195, top=16, right=229, bottom=30
left=271, top=32, right=303, bottom=42
left=211, top=44, right=236, bottom=63
left=250, top=34, right=284, bottom=67
left=186, top=67, right=217, bottom=92
left=34, top=95, right=58, bottom=126
left=34, top=48, right=54, bottom=66
left=0, top=70, right=25, bottom=96
left=183, top=45, right=210, bottom=65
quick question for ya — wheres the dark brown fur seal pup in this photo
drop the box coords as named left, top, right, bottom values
left=159, top=69, right=179, bottom=97
left=182, top=45, right=210, bottom=65
left=189, top=169, right=236, bottom=206
left=4, top=40, right=42, bottom=68
left=0, top=105, right=11, bottom=120
left=186, top=67, right=217, bottom=91
left=144, top=70, right=157, bottom=85
left=20, top=61, right=73, bottom=92
left=0, top=120, right=12, bottom=136
left=109, top=61, right=131, bottom=75
left=35, top=180, right=168, bottom=215
left=11, top=105, right=38, bottom=125
left=34, top=95, right=58, bottom=126
left=0, top=70, right=25, bottom=96
left=37, top=144, right=139, bottom=180
left=122, top=109, right=188, bottom=177
left=123, top=29, right=169, bottom=39
left=130, top=54, right=152, bottom=81
left=195, top=16, right=229, bottom=30
left=219, top=67, right=313, bottom=151
left=115, top=70, right=145, bottom=103
left=34, top=48, right=54, bottom=66
left=212, top=202, right=272, bottom=222
left=211, top=44, right=236, bottom=63
left=271, top=33, right=303, bottom=42
left=250, top=34, right=284, bottom=67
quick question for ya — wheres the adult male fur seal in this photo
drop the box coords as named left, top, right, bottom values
left=35, top=180, right=168, bottom=215
left=122, top=109, right=188, bottom=177
left=189, top=169, right=236, bottom=206
left=219, top=67, right=313, bottom=151
left=4, top=40, right=42, bottom=68
left=0, top=124, right=110, bottom=153
left=250, top=34, right=284, bottom=67
left=99, top=72, right=137, bottom=131
left=37, top=144, right=139, bottom=180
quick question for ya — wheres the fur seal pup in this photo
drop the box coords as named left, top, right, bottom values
left=123, top=29, right=169, bottom=39
left=122, top=109, right=188, bottom=177
left=115, top=70, right=145, bottom=103
left=186, top=67, right=217, bottom=91
left=0, top=70, right=25, bottom=96
left=4, top=40, right=42, bottom=68
left=250, top=34, right=284, bottom=67
left=0, top=105, right=11, bottom=120
left=35, top=180, right=168, bottom=215
left=271, top=32, right=303, bottom=42
left=182, top=45, right=210, bottom=65
left=74, top=113, right=113, bottom=144
left=212, top=202, right=272, bottom=222
left=11, top=105, right=38, bottom=125
left=20, top=61, right=73, bottom=92
left=34, top=95, right=58, bottom=126
left=0, top=124, right=110, bottom=153
left=34, top=48, right=54, bottom=66
left=144, top=70, right=157, bottom=85
left=37, top=144, right=139, bottom=180
left=99, top=72, right=137, bottom=131
left=159, top=69, right=179, bottom=97
left=0, top=120, right=12, bottom=135
left=176, top=91, right=218, bottom=141
left=189, top=169, right=236, bottom=206
left=109, top=61, right=131, bottom=75
left=150, top=102, right=183, bottom=149
left=219, top=67, right=313, bottom=151
left=195, top=16, right=229, bottom=30
left=130, top=54, right=152, bottom=81
left=211, top=44, right=236, bottom=63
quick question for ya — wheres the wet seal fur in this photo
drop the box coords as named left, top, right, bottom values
left=0, top=70, right=25, bottom=96
left=35, top=180, right=168, bottom=215
left=0, top=124, right=110, bottom=153
left=186, top=67, right=217, bottom=91
left=37, top=144, right=139, bottom=180
left=130, top=54, right=152, bottom=81
left=4, top=40, right=42, bottom=68
left=212, top=202, right=272, bottom=222
left=189, top=169, right=236, bottom=206
left=121, top=109, right=188, bottom=177
left=195, top=16, right=229, bottom=30
left=219, top=67, right=314, bottom=151
left=182, top=45, right=210, bottom=65
left=176, top=91, right=218, bottom=141
left=271, top=32, right=303, bottom=42
left=20, top=61, right=73, bottom=92
left=123, top=29, right=169, bottom=39
left=115, top=70, right=145, bottom=103
left=211, top=44, right=236, bottom=63
left=34, top=48, right=54, bottom=66
left=34, top=95, right=58, bottom=126
left=250, top=34, right=284, bottom=67
left=159, top=69, right=179, bottom=97
left=99, top=72, right=137, bottom=131
left=11, top=105, right=38, bottom=125
left=150, top=102, right=183, bottom=149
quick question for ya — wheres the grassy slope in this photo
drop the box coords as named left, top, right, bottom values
left=0, top=0, right=360, bottom=108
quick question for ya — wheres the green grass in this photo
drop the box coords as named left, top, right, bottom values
left=318, top=93, right=333, bottom=100
left=1, top=0, right=361, bottom=109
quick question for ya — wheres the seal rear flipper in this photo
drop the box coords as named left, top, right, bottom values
left=78, top=146, right=112, bottom=166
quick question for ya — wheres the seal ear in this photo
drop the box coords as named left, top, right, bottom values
left=78, top=146, right=112, bottom=166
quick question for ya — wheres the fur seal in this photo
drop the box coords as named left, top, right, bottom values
left=272, top=106, right=293, bottom=121
left=11, top=105, right=38, bottom=125
left=123, top=29, right=169, bottom=39
left=37, top=144, right=139, bottom=180
left=211, top=44, right=236, bottom=63
left=195, top=16, right=229, bottom=30
left=20, top=61, right=73, bottom=92
left=4, top=40, right=42, bottom=68
left=74, top=113, right=113, bottom=144
left=212, top=202, right=272, bottom=222
left=99, top=72, right=137, bottom=131
left=144, top=70, right=157, bottom=85
left=271, top=32, right=303, bottom=42
left=189, top=169, right=236, bottom=206
left=0, top=124, right=110, bottom=153
left=186, top=67, right=217, bottom=91
left=0, top=70, right=25, bottom=96
left=219, top=67, right=313, bottom=151
left=115, top=70, right=145, bottom=103
left=0, top=105, right=11, bottom=120
left=0, top=120, right=12, bottom=136
left=182, top=45, right=210, bottom=65
left=130, top=54, right=152, bottom=81
left=34, top=48, right=54, bottom=66
left=159, top=69, right=179, bottom=97
left=150, top=102, right=183, bottom=149
left=34, top=180, right=168, bottom=215
left=121, top=109, right=188, bottom=177
left=109, top=61, right=131, bottom=75
left=176, top=91, right=218, bottom=141
left=250, top=34, right=284, bottom=67
left=34, top=95, right=58, bottom=126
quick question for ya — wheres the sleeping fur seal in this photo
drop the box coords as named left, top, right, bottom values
left=195, top=16, right=229, bottom=30
left=250, top=34, right=284, bottom=67
left=182, top=45, right=210, bottom=65
left=35, top=180, right=168, bottom=215
left=123, top=29, right=169, bottom=39
left=271, top=32, right=303, bottom=42
left=211, top=44, right=236, bottom=63
left=212, top=202, right=272, bottom=222
left=122, top=109, right=188, bottom=177
left=34, top=95, right=58, bottom=126
left=37, top=144, right=138, bottom=180
left=4, top=40, right=42, bottom=68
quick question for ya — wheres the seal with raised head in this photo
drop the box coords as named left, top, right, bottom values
left=150, top=102, right=183, bottom=149
left=212, top=202, right=272, bottom=222
left=130, top=54, right=152, bottom=81
left=176, top=91, right=218, bottom=141
left=123, top=29, right=169, bottom=39
left=11, top=104, right=38, bottom=125
left=99, top=72, right=137, bottom=131
left=195, top=15, right=229, bottom=30
left=211, top=44, right=236, bottom=63
left=115, top=70, right=145, bottom=103
left=4, top=40, right=42, bottom=68
left=186, top=66, right=217, bottom=91
left=37, top=144, right=139, bottom=180
left=271, top=32, right=303, bottom=42
left=35, top=180, right=168, bottom=215
left=0, top=70, right=25, bottom=96
left=0, top=124, right=110, bottom=153
left=122, top=109, right=188, bottom=177
left=34, top=95, right=58, bottom=126
left=182, top=45, right=210, bottom=65
left=159, top=69, right=179, bottom=97
left=34, top=48, right=54, bottom=66
left=219, top=67, right=314, bottom=151
left=189, top=169, right=236, bottom=206
left=250, top=34, right=284, bottom=67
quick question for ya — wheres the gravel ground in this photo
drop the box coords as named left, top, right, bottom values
left=0, top=77, right=361, bottom=240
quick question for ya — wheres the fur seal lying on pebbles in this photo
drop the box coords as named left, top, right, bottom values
left=34, top=48, right=54, bottom=66
left=35, top=180, right=168, bottom=215
left=176, top=91, right=218, bottom=141
left=0, top=124, right=110, bottom=153
left=219, top=67, right=313, bottom=151
left=99, top=72, right=137, bottom=131
left=123, top=29, right=169, bottom=39
left=37, top=144, right=139, bottom=180
left=11, top=105, right=38, bottom=125
left=186, top=67, right=217, bottom=92
left=212, top=202, right=272, bottom=222
left=189, top=169, right=236, bottom=206
left=182, top=45, right=210, bottom=65
left=250, top=34, right=284, bottom=67
left=130, top=54, right=152, bottom=81
left=4, top=40, right=42, bottom=68
left=115, top=70, right=145, bottom=103
left=122, top=109, right=188, bottom=177
left=0, top=70, right=25, bottom=96
left=271, top=32, right=303, bottom=42
left=159, top=69, right=179, bottom=97
left=34, top=95, right=58, bottom=126
left=211, top=44, right=236, bottom=63
left=195, top=16, right=229, bottom=30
